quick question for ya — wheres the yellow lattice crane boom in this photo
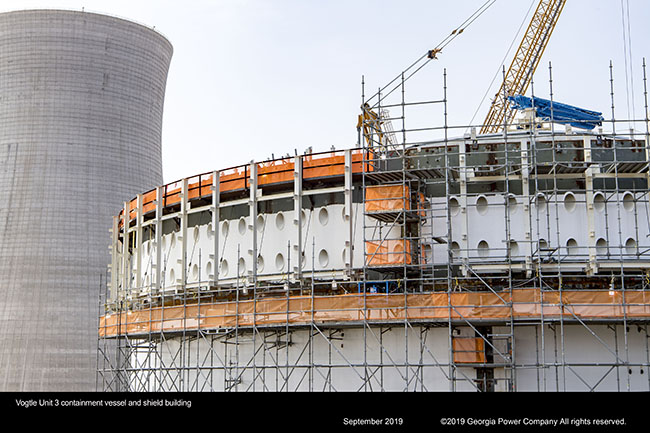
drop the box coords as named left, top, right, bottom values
left=480, top=0, right=566, bottom=134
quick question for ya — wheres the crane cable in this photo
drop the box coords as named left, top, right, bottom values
left=620, top=0, right=635, bottom=129
left=366, top=0, right=497, bottom=108
left=465, top=0, right=538, bottom=134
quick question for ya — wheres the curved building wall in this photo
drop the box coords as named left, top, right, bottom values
left=0, top=9, right=172, bottom=391
left=101, top=132, right=650, bottom=392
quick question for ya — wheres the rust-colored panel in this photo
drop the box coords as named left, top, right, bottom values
left=453, top=338, right=486, bottom=363
left=99, top=289, right=650, bottom=338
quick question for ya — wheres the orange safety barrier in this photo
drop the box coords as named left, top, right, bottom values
left=99, top=288, right=650, bottom=338
left=366, top=240, right=413, bottom=266
left=365, top=185, right=411, bottom=212
left=118, top=150, right=375, bottom=226
left=452, top=338, right=486, bottom=364
left=186, top=174, right=215, bottom=202
left=258, top=158, right=294, bottom=185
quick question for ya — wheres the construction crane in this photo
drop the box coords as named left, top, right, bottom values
left=357, top=103, right=386, bottom=150
left=358, top=0, right=497, bottom=150
left=480, top=0, right=566, bottom=134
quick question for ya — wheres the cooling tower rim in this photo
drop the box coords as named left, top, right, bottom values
left=0, top=8, right=173, bottom=53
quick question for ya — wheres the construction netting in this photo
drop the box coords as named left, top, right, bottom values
left=99, top=289, right=650, bottom=338
left=365, top=185, right=411, bottom=212
left=452, top=337, right=487, bottom=363
left=365, top=240, right=413, bottom=266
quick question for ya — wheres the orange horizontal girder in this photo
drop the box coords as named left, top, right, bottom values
left=118, top=150, right=375, bottom=227
left=99, top=288, right=650, bottom=338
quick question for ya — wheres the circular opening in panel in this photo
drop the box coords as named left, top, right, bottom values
left=318, top=249, right=329, bottom=268
left=301, top=210, right=307, bottom=227
left=238, top=218, right=247, bottom=235
left=449, top=197, right=460, bottom=216
left=535, top=194, right=547, bottom=212
left=623, top=192, right=635, bottom=211
left=509, top=240, right=519, bottom=257
left=193, top=226, right=200, bottom=242
left=169, top=268, right=176, bottom=285
left=257, top=255, right=265, bottom=272
left=476, top=196, right=489, bottom=215
left=596, top=238, right=608, bottom=255
left=507, top=195, right=518, bottom=214
left=161, top=236, right=167, bottom=251
left=341, top=206, right=348, bottom=221
left=275, top=212, right=285, bottom=230
left=192, top=263, right=199, bottom=281
left=207, top=223, right=214, bottom=239
left=564, top=192, right=576, bottom=213
left=566, top=238, right=578, bottom=255
left=220, top=259, right=229, bottom=277
left=257, top=215, right=265, bottom=232
left=238, top=258, right=246, bottom=276
left=170, top=232, right=177, bottom=249
left=275, top=253, right=285, bottom=271
left=477, top=240, right=489, bottom=257
left=222, top=221, right=229, bottom=237
left=625, top=238, right=637, bottom=255
left=342, top=249, right=347, bottom=264
left=207, top=260, right=213, bottom=277
left=593, top=192, right=606, bottom=212
left=318, top=208, right=329, bottom=226
left=451, top=241, right=460, bottom=256
left=390, top=242, right=404, bottom=254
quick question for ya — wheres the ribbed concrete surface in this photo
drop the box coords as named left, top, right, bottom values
left=0, top=9, right=172, bottom=391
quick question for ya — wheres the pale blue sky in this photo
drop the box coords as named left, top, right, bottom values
left=1, top=0, right=649, bottom=183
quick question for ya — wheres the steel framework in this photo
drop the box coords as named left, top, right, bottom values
left=480, top=0, right=566, bottom=134
left=97, top=59, right=650, bottom=392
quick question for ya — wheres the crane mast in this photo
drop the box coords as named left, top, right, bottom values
left=480, top=0, right=566, bottom=134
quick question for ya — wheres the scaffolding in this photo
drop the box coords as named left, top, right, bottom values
left=97, top=59, right=650, bottom=392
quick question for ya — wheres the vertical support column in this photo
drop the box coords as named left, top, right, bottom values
left=584, top=136, right=597, bottom=274
left=121, top=201, right=130, bottom=301
left=459, top=140, right=469, bottom=276
left=109, top=215, right=120, bottom=300
left=521, top=139, right=532, bottom=276
left=135, top=194, right=143, bottom=290
left=179, top=179, right=189, bottom=288
left=211, top=171, right=220, bottom=287
left=155, top=186, right=163, bottom=293
left=249, top=162, right=258, bottom=287
left=344, top=150, right=353, bottom=277
left=644, top=58, right=650, bottom=242
left=293, top=155, right=303, bottom=282
left=646, top=122, right=650, bottom=184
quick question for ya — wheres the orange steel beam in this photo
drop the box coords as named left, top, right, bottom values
left=118, top=149, right=375, bottom=227
left=99, top=288, right=650, bottom=338
left=480, top=0, right=566, bottom=134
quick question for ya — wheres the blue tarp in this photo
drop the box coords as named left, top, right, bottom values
left=507, top=95, right=604, bottom=130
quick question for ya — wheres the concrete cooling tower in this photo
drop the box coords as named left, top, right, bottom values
left=0, top=9, right=172, bottom=391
